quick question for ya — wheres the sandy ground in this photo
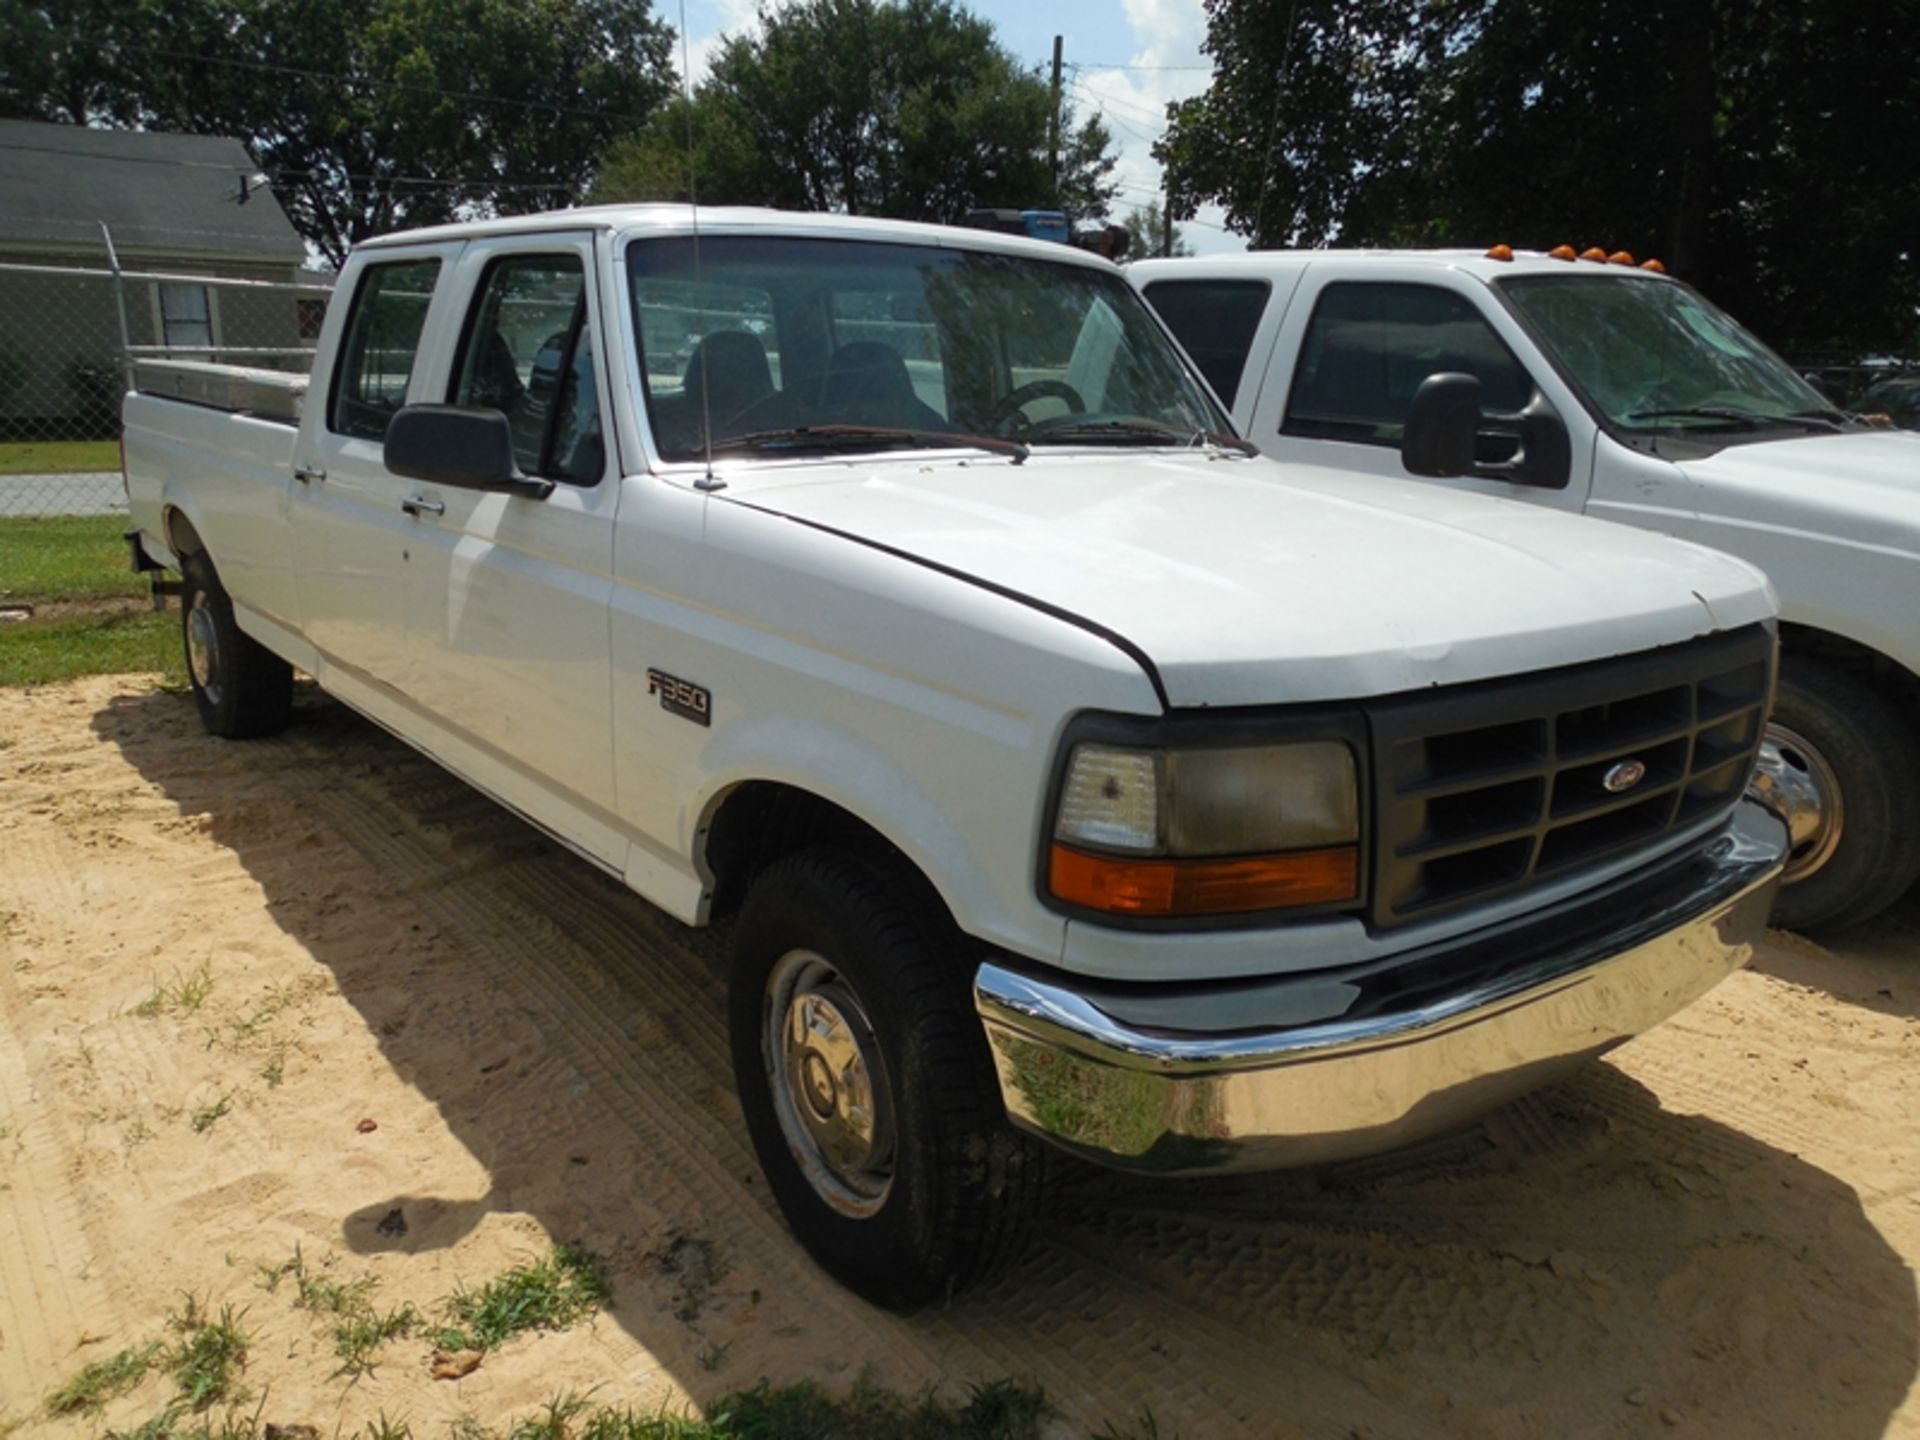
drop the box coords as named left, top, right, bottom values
left=1, top=673, right=1916, bottom=1439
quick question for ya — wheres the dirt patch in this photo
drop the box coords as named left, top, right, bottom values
left=1, top=674, right=1916, bottom=1438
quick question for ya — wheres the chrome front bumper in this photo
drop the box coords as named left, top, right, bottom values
left=975, top=801, right=1786, bottom=1174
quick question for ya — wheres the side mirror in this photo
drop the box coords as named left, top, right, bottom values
left=384, top=405, right=554, bottom=499
left=1402, top=373, right=1483, bottom=477
left=1402, top=372, right=1572, bottom=491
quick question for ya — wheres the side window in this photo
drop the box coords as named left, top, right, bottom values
left=451, top=253, right=603, bottom=483
left=159, top=282, right=214, bottom=351
left=330, top=259, right=440, bottom=441
left=1284, top=282, right=1532, bottom=445
left=1142, top=279, right=1269, bottom=408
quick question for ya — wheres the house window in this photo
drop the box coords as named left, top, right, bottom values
left=160, top=283, right=214, bottom=350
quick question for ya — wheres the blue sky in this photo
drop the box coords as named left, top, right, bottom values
left=672, top=0, right=1247, bottom=254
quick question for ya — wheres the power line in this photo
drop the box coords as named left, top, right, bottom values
left=1074, top=62, right=1213, bottom=72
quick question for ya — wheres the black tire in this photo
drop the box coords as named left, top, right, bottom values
left=1763, top=657, right=1920, bottom=933
left=728, top=846, right=1044, bottom=1309
left=179, top=552, right=293, bottom=739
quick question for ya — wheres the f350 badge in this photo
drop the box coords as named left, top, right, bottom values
left=647, top=669, right=711, bottom=726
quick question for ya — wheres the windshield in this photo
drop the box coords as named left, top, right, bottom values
left=1498, top=274, right=1832, bottom=433
left=626, top=234, right=1229, bottom=461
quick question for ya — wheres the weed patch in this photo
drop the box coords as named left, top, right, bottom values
left=135, top=964, right=215, bottom=1019
left=258, top=1245, right=419, bottom=1376
left=436, top=1245, right=610, bottom=1354
left=46, top=1341, right=162, bottom=1415
left=446, top=1377, right=1051, bottom=1440
left=189, top=1094, right=233, bottom=1134
left=166, top=1296, right=248, bottom=1411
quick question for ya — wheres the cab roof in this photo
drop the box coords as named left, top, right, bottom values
left=1128, top=247, right=1677, bottom=285
left=353, top=203, right=1120, bottom=272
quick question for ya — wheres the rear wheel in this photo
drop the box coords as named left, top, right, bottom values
left=728, top=846, right=1044, bottom=1309
left=180, top=553, right=293, bottom=739
left=1756, top=657, right=1920, bottom=932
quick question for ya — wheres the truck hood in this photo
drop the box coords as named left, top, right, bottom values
left=1670, top=430, right=1920, bottom=542
left=725, top=452, right=1775, bottom=707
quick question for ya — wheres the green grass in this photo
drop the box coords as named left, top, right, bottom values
left=0, top=515, right=182, bottom=687
left=166, top=1297, right=248, bottom=1412
left=0, top=515, right=145, bottom=601
left=436, top=1246, right=611, bottom=1354
left=447, top=1378, right=1053, bottom=1440
left=0, top=439, right=120, bottom=475
left=0, top=609, right=182, bottom=686
left=189, top=1094, right=233, bottom=1135
left=258, top=1245, right=420, bottom=1376
left=46, top=1342, right=163, bottom=1416
left=135, top=963, right=216, bottom=1019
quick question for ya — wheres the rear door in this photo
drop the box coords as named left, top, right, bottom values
left=395, top=231, right=624, bottom=864
left=292, top=249, right=456, bottom=688
left=1137, top=273, right=1290, bottom=419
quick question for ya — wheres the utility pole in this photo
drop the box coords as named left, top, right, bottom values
left=1048, top=35, right=1064, bottom=203
left=1161, top=166, right=1174, bottom=258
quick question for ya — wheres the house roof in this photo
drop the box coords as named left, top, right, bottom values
left=0, top=120, right=305, bottom=261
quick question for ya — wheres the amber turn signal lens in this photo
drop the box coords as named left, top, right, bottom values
left=1485, top=243, right=1514, bottom=261
left=1548, top=245, right=1577, bottom=260
left=1049, top=843, right=1360, bottom=917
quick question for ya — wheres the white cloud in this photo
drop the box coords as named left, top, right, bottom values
left=1068, top=1, right=1244, bottom=253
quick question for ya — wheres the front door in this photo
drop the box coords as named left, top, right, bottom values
left=1252, top=274, right=1595, bottom=513
left=393, top=235, right=624, bottom=864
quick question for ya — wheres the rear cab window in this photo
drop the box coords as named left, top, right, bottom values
left=329, top=258, right=442, bottom=441
left=1284, top=282, right=1532, bottom=447
left=1141, top=279, right=1270, bottom=409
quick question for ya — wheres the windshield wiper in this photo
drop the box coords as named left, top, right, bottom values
left=1024, top=417, right=1258, bottom=455
left=1628, top=406, right=1842, bottom=433
left=710, top=423, right=1028, bottom=463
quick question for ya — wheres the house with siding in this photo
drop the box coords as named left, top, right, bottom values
left=0, top=119, right=313, bottom=437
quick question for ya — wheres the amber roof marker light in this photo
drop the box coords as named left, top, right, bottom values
left=1548, top=244, right=1577, bottom=261
left=1485, top=243, right=1515, bottom=261
left=1579, top=246, right=1609, bottom=261
left=1641, top=258, right=1668, bottom=273
left=1607, top=250, right=1637, bottom=265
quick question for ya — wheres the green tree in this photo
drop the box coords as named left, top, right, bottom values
left=592, top=0, right=1119, bottom=226
left=1120, top=200, right=1192, bottom=260
left=1159, top=0, right=1920, bottom=356
left=0, top=0, right=678, bottom=263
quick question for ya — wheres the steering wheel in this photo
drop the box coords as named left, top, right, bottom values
left=984, top=379, right=1087, bottom=431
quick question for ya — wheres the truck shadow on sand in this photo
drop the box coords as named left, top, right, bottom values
left=94, top=685, right=1918, bottom=1440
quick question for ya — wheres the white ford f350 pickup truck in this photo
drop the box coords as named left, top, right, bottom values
left=124, top=207, right=1787, bottom=1308
left=1133, top=248, right=1920, bottom=932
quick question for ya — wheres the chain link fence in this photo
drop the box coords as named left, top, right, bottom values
left=0, top=256, right=333, bottom=517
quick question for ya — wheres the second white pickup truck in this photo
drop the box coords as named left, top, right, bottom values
left=1134, top=248, right=1920, bottom=931
left=124, top=206, right=1786, bottom=1307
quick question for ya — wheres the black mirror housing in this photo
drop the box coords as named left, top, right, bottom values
left=384, top=405, right=554, bottom=498
left=1401, top=373, right=1572, bottom=491
left=1402, top=373, right=1483, bottom=477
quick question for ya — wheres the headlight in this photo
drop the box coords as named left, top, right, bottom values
left=1048, top=740, right=1361, bottom=917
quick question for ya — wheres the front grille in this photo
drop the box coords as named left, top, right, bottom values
left=1367, top=625, right=1773, bottom=928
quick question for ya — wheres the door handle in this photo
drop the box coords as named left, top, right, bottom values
left=293, top=462, right=327, bottom=483
left=401, top=495, right=445, bottom=517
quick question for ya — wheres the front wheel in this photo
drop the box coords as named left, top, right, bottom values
left=1754, top=657, right=1920, bottom=932
left=728, top=847, right=1043, bottom=1309
left=180, top=553, right=293, bottom=739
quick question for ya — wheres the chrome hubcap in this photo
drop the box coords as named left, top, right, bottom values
left=1750, top=722, right=1844, bottom=883
left=186, top=593, right=222, bottom=705
left=764, top=949, right=894, bottom=1216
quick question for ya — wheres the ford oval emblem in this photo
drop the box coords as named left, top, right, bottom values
left=1603, top=758, right=1648, bottom=793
